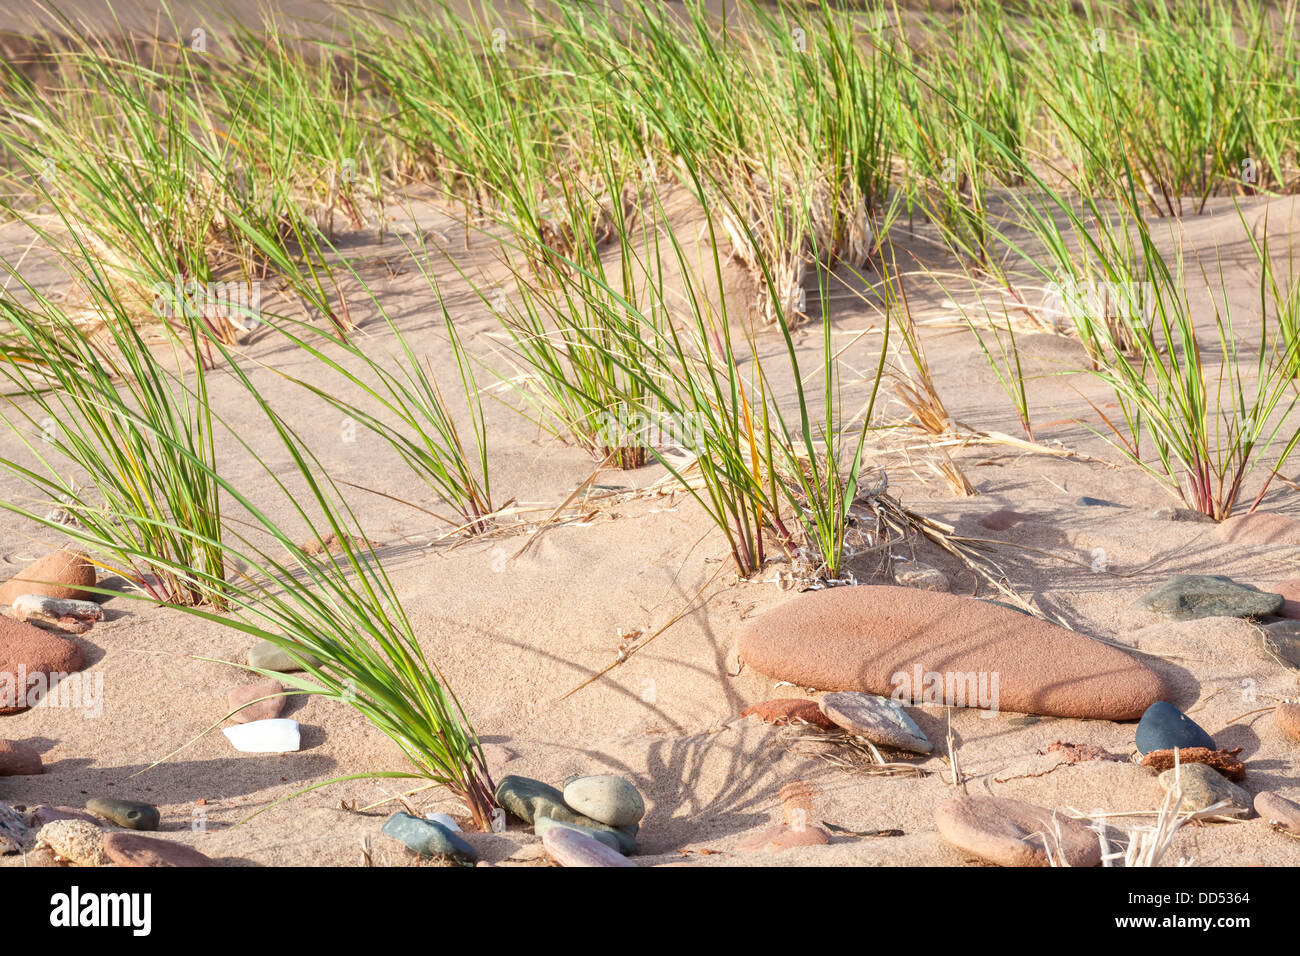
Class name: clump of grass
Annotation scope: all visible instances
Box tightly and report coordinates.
[0,260,226,606]
[259,226,495,535]
[143,348,496,829]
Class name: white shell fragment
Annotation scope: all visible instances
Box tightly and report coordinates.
[221,718,301,753]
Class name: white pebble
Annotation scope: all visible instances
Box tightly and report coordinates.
[222,718,301,753]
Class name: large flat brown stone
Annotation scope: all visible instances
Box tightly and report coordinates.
[736,586,1166,719]
[0,617,86,715]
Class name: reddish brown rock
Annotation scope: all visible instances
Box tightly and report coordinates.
[979,510,1034,531]
[736,587,1167,719]
[1276,702,1300,742]
[1139,747,1246,781]
[25,805,101,828]
[101,832,215,867]
[936,795,1101,867]
[0,616,85,715]
[225,679,287,724]
[1273,579,1300,619]
[735,823,830,852]
[739,698,836,729]
[0,739,42,775]
[1215,513,1300,549]
[0,550,96,606]
[1254,791,1300,832]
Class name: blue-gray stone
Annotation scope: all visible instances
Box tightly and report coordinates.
[1136,575,1284,621]
[381,812,476,863]
[1076,496,1124,508]
[1135,701,1215,756]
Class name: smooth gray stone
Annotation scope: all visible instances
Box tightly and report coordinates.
[1158,764,1251,818]
[562,775,645,827]
[86,797,160,831]
[819,691,932,753]
[1136,575,1283,621]
[248,640,321,673]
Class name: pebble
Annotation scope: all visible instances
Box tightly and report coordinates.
[11,594,103,634]
[936,796,1101,867]
[1158,763,1252,817]
[737,586,1167,720]
[0,738,43,775]
[736,823,830,852]
[225,679,288,724]
[1135,701,1216,756]
[0,550,97,605]
[0,616,86,714]
[222,718,301,753]
[541,824,635,867]
[37,819,107,866]
[1276,702,1300,742]
[1214,512,1300,548]
[818,691,932,753]
[86,797,160,831]
[102,833,215,867]
[1254,791,1300,832]
[1075,496,1124,508]
[562,775,645,827]
[894,563,950,592]
[1136,574,1283,621]
[1150,507,1215,523]
[979,510,1034,531]
[0,802,31,854]
[25,806,101,828]
[495,775,637,851]
[381,812,477,864]
[534,815,624,853]
[739,698,837,729]
[247,640,321,673]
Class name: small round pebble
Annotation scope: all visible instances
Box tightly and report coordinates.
[85,797,160,831]
[1276,702,1300,742]
[1254,791,1300,832]
[542,824,635,867]
[226,679,287,724]
[0,739,43,776]
[562,775,645,827]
